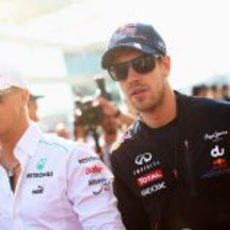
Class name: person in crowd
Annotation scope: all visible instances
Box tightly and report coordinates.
[210,84,223,100]
[54,122,71,139]
[191,84,213,98]
[221,84,230,102]
[28,93,43,122]
[0,61,125,230]
[99,111,121,170]
[97,97,133,170]
[73,95,134,163]
[97,96,134,130]
[101,22,230,230]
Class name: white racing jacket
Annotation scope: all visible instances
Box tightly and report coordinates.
[0,124,125,230]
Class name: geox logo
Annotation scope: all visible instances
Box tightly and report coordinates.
[141,181,166,197]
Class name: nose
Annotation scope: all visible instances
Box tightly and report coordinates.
[126,65,141,82]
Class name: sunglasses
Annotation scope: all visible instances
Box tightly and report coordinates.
[107,54,162,81]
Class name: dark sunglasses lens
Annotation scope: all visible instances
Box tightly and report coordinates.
[132,55,155,74]
[109,64,128,81]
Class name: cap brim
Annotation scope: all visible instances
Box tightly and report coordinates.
[101,43,155,69]
[30,95,44,101]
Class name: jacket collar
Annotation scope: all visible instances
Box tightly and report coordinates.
[14,123,42,167]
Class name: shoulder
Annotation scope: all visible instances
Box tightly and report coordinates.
[177,93,230,129]
[40,133,97,158]
[111,118,144,156]
[178,93,230,115]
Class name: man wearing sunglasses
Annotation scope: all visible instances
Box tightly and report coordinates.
[0,61,125,230]
[101,23,230,230]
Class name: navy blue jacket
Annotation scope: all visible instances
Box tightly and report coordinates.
[111,93,230,230]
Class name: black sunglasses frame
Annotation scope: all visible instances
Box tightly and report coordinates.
[107,54,162,81]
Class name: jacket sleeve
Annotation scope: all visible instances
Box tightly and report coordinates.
[111,153,151,230]
[66,143,125,230]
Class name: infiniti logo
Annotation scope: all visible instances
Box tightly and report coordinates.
[135,152,152,165]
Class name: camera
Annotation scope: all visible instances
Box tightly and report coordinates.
[74,96,103,128]
[74,75,112,129]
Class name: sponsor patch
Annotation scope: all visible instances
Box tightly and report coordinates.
[32,185,44,194]
[201,168,230,179]
[141,181,166,197]
[85,165,103,175]
[27,171,53,178]
[78,156,100,164]
[204,130,228,142]
[135,152,152,165]
[136,169,163,187]
[88,177,111,195]
[133,160,160,175]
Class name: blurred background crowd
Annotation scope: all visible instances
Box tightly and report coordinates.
[191,84,230,101]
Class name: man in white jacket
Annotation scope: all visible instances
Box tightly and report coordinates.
[0,61,125,230]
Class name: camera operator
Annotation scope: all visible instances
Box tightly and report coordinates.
[97,97,134,130]
[97,97,134,170]
[73,76,134,168]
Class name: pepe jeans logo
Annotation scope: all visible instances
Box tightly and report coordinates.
[135,153,152,165]
[204,130,228,142]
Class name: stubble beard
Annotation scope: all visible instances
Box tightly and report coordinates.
[130,85,165,114]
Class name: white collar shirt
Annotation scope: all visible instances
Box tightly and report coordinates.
[99,131,123,170]
[0,123,125,230]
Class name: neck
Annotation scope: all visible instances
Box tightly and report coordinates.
[0,121,29,160]
[104,131,117,146]
[140,88,177,128]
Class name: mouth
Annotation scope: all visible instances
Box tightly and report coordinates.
[129,87,147,98]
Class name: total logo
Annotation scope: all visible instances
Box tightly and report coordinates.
[136,169,163,187]
[135,152,152,165]
[141,181,166,197]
